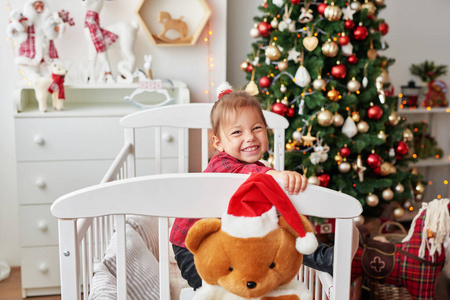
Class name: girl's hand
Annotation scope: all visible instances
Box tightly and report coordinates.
[266,170,307,195]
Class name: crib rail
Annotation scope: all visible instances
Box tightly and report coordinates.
[57,142,133,300]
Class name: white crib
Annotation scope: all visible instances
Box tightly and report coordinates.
[51,103,362,300]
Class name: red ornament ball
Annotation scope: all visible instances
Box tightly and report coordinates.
[318,174,331,187]
[367,105,383,120]
[286,106,295,118]
[367,153,382,169]
[318,3,328,15]
[379,22,389,35]
[354,25,369,40]
[258,21,272,37]
[339,35,350,46]
[259,76,271,88]
[348,54,358,64]
[396,141,409,156]
[271,102,288,116]
[290,0,301,4]
[331,64,347,79]
[246,64,254,73]
[373,167,381,175]
[345,19,355,30]
[340,146,351,158]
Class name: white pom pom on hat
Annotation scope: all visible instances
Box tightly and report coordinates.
[221,173,319,255]
[216,82,233,100]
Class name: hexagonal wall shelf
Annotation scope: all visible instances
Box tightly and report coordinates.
[136,0,211,46]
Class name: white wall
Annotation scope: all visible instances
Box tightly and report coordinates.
[1,0,449,266]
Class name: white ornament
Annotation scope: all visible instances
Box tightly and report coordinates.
[299,7,314,23]
[280,84,287,93]
[273,0,284,7]
[250,27,260,38]
[294,65,311,87]
[362,77,369,88]
[342,117,358,138]
[342,4,356,20]
[278,20,288,31]
[350,1,362,11]
[341,43,353,56]
[287,48,301,61]
[312,77,326,90]
[270,18,279,29]
[347,78,361,92]
[292,130,302,141]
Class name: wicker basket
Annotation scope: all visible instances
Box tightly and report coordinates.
[373,282,413,300]
[374,221,407,243]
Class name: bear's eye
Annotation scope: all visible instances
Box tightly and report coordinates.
[269,262,275,269]
[228,267,233,272]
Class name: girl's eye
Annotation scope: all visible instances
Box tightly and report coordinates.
[231,131,241,135]
[253,126,263,130]
[229,267,233,272]
[269,262,275,269]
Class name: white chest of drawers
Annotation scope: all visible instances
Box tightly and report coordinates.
[13,82,189,297]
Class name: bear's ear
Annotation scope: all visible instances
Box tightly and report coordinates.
[279,214,314,238]
[185,218,221,254]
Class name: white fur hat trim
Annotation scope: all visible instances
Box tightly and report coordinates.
[295,232,319,255]
[221,206,278,238]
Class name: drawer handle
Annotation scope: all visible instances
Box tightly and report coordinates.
[162,133,174,143]
[35,178,46,189]
[37,221,48,232]
[34,135,45,145]
[39,263,49,274]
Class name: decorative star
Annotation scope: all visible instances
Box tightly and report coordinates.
[342,5,356,20]
[301,126,317,145]
[287,48,301,61]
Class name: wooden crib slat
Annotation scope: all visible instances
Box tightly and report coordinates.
[115,215,128,300]
[178,128,185,173]
[124,128,136,178]
[58,219,81,300]
[201,128,209,171]
[155,127,162,174]
[158,217,171,300]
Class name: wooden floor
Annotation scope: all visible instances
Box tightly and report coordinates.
[0,267,61,300]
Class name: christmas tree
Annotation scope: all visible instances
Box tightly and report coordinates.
[242,0,424,222]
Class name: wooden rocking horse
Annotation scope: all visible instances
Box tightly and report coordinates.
[153,11,193,44]
[351,198,450,299]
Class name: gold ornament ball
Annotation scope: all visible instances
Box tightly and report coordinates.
[395,183,405,193]
[350,1,362,11]
[240,61,249,71]
[382,188,394,201]
[393,207,405,219]
[377,130,387,142]
[367,48,378,61]
[265,43,281,61]
[327,88,340,101]
[281,98,289,106]
[357,121,369,133]
[308,175,320,186]
[313,77,326,90]
[352,113,361,122]
[366,193,379,207]
[403,200,412,209]
[414,181,425,195]
[361,1,377,16]
[403,128,414,142]
[270,17,279,29]
[278,60,288,71]
[322,40,339,57]
[347,78,361,92]
[318,110,333,126]
[353,215,365,225]
[333,113,345,127]
[338,161,351,173]
[286,142,293,151]
[411,168,418,175]
[415,193,423,201]
[334,153,343,162]
[376,69,389,84]
[380,162,396,176]
[324,4,343,21]
[388,111,400,126]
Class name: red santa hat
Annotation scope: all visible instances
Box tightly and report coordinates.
[221,173,318,255]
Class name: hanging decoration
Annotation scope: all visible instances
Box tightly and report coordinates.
[327,87,340,101]
[347,77,361,92]
[342,116,358,138]
[312,75,326,90]
[265,42,282,61]
[322,39,339,57]
[367,103,383,120]
[353,24,369,40]
[324,2,343,21]
[361,0,377,16]
[333,112,345,127]
[303,25,319,52]
[278,4,296,32]
[298,1,314,23]
[317,108,333,126]
[271,99,288,116]
[245,70,259,96]
[331,61,347,79]
[278,59,289,71]
[294,58,311,87]
[257,19,272,37]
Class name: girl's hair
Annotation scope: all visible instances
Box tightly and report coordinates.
[210,90,268,136]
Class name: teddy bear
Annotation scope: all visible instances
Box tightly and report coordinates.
[6,9,28,44]
[33,61,67,112]
[186,173,318,300]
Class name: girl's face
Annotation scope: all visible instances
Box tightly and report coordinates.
[213,107,269,164]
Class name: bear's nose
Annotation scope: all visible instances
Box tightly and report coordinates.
[246,281,257,289]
